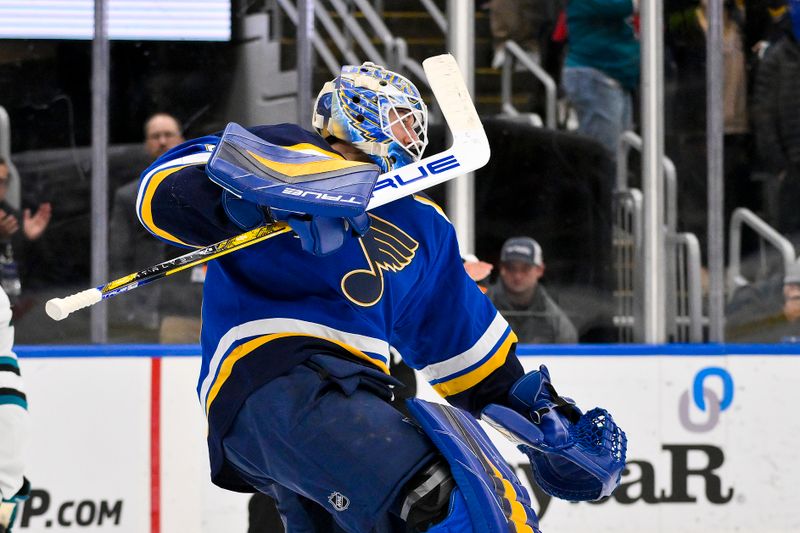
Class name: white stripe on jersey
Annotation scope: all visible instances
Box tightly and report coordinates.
[0,369,22,393]
[199,317,392,406]
[419,311,510,382]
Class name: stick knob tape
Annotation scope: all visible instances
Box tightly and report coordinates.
[46,289,103,321]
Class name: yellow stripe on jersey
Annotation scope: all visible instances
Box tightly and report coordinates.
[139,163,197,247]
[247,149,372,178]
[431,330,518,398]
[412,195,449,221]
[205,333,280,413]
[205,333,390,414]
[284,142,347,159]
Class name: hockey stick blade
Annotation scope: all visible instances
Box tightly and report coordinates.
[46,54,489,321]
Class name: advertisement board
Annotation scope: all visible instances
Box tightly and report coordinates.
[13,344,800,532]
[16,347,249,533]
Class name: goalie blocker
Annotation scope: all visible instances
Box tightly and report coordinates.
[207,122,378,256]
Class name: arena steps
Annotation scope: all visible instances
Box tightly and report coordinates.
[275,3,537,116]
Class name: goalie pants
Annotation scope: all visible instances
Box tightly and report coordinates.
[222,354,438,533]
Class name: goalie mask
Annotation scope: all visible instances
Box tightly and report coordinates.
[312,61,428,173]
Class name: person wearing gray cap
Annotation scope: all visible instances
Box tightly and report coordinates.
[486,236,578,343]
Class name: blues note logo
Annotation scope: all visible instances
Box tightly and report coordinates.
[342,215,418,306]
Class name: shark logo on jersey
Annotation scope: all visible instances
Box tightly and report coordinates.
[341,215,418,307]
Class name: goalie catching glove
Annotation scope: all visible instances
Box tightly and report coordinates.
[482,365,627,502]
[207,122,379,256]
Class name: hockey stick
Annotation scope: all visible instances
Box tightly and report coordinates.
[46,54,489,321]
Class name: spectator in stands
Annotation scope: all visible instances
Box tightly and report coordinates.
[143,113,184,161]
[561,0,640,156]
[726,260,800,342]
[752,0,800,237]
[666,0,753,248]
[750,0,791,59]
[0,158,52,305]
[109,112,203,343]
[486,236,577,343]
[484,0,556,68]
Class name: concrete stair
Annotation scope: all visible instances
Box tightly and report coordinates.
[275,1,541,116]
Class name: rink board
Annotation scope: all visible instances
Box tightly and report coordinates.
[13,344,800,533]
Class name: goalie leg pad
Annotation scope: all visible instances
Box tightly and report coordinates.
[406,399,541,533]
[423,487,472,533]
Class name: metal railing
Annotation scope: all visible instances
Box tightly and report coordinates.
[273,0,428,88]
[499,40,557,129]
[727,207,796,295]
[419,0,447,33]
[349,0,426,82]
[667,232,704,342]
[328,0,388,65]
[275,0,341,76]
[613,130,704,342]
[616,130,677,231]
[613,189,643,342]
[313,1,360,67]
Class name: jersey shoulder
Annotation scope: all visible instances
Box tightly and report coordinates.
[246,123,342,158]
[376,193,450,226]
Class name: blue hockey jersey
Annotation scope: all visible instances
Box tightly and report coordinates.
[137,124,523,490]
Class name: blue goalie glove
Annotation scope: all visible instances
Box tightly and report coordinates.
[481,365,627,502]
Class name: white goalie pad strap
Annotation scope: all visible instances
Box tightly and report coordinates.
[312,114,326,131]
[313,81,336,133]
[352,141,389,157]
[350,72,391,93]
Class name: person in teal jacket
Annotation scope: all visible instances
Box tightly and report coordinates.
[562,0,640,156]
